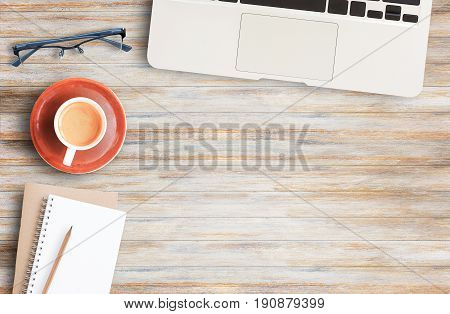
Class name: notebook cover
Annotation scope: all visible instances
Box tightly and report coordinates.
[12,183,118,294]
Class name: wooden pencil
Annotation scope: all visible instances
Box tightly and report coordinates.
[42,226,72,294]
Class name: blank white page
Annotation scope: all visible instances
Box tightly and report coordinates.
[27,195,126,294]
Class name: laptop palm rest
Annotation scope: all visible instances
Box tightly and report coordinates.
[236,14,338,81]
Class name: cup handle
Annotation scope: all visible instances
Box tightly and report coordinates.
[63,147,76,166]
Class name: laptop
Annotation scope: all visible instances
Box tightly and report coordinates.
[148,0,432,97]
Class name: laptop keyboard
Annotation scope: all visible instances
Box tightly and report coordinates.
[215,0,421,23]
[238,0,327,13]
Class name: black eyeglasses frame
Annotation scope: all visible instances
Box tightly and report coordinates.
[11,28,132,67]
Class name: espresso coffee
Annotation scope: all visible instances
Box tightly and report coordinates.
[58,101,103,147]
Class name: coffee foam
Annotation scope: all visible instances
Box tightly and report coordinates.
[59,102,103,147]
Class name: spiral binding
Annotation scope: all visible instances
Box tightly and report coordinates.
[21,197,53,294]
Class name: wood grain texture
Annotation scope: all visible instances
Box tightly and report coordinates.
[0,0,449,294]
[107,267,450,293]
[2,139,449,166]
[1,266,449,294]
[2,191,450,218]
[1,112,449,166]
[0,0,152,12]
[2,240,450,268]
[1,63,449,87]
[1,87,450,113]
[0,165,448,192]
[2,217,450,241]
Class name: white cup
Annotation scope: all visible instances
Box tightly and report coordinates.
[54,97,107,167]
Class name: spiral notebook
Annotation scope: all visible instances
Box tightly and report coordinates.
[13,183,118,293]
[23,194,126,294]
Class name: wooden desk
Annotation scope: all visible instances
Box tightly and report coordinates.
[0,0,449,293]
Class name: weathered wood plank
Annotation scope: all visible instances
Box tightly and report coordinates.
[4,112,450,137]
[73,217,450,241]
[0,64,303,87]
[1,63,449,87]
[1,266,448,293]
[109,266,450,293]
[2,217,450,241]
[1,138,448,167]
[1,86,450,114]
[0,12,152,38]
[2,37,448,65]
[2,111,449,141]
[0,267,13,294]
[2,191,450,219]
[85,240,450,268]
[2,240,450,268]
[0,219,19,241]
[1,111,448,166]
[426,36,450,64]
[0,165,448,193]
[0,0,152,12]
[0,242,15,267]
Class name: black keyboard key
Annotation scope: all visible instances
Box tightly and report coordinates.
[350,1,366,17]
[403,14,419,23]
[385,5,401,21]
[385,13,401,21]
[386,5,401,14]
[328,0,349,15]
[240,0,327,13]
[367,10,383,19]
[383,0,420,6]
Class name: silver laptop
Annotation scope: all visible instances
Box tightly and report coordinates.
[148,0,432,97]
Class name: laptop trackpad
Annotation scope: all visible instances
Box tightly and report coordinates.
[236,14,338,81]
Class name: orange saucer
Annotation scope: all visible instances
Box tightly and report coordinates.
[30,78,127,174]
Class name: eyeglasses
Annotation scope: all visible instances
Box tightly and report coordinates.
[11,28,132,67]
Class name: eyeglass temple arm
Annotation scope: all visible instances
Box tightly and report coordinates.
[14,28,126,51]
[11,48,39,67]
[98,37,132,52]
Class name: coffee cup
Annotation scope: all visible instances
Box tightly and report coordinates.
[54,97,107,167]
